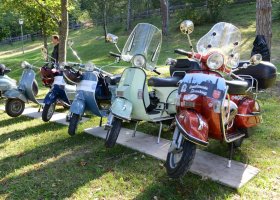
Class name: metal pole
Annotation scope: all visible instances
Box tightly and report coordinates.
[20,24,24,54]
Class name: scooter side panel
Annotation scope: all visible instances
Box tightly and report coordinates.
[175,110,209,146]
[3,89,28,102]
[20,69,40,104]
[0,75,17,93]
[111,98,132,120]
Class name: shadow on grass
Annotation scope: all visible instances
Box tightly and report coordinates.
[0,121,62,144]
[0,133,136,199]
[0,115,33,128]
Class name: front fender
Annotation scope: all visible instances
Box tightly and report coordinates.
[43,91,58,105]
[3,89,27,103]
[175,110,209,146]
[111,98,132,120]
[70,98,85,115]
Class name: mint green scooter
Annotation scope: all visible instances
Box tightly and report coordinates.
[105,23,181,148]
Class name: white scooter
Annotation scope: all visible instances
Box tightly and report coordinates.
[104,23,183,148]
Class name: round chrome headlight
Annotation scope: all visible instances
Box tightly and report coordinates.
[21,61,29,68]
[207,53,224,70]
[85,62,95,71]
[132,55,146,68]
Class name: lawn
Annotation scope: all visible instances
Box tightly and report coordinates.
[0,2,279,199]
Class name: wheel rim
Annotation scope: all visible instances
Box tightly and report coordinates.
[47,104,55,120]
[11,100,23,114]
[169,149,183,169]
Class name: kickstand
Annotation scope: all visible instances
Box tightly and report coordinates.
[227,142,234,168]
[99,117,103,127]
[133,121,139,137]
[38,105,42,112]
[157,122,163,144]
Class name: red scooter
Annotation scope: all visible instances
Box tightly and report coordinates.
[165,20,277,178]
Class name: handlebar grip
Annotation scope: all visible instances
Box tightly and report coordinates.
[174,49,191,57]
[109,52,121,58]
[153,69,161,75]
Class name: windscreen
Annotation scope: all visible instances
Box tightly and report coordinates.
[197,22,242,68]
[121,23,162,70]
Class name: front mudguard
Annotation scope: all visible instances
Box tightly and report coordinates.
[175,110,209,147]
[3,89,27,103]
[111,98,132,120]
[43,91,58,105]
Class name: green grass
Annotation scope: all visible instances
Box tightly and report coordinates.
[0,2,280,199]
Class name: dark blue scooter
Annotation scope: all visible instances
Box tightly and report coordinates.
[64,62,120,135]
[41,65,76,122]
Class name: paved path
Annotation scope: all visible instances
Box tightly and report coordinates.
[85,126,260,189]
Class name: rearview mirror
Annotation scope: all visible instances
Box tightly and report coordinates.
[250,54,262,65]
[106,33,119,44]
[41,47,48,61]
[180,20,194,35]
[67,40,74,47]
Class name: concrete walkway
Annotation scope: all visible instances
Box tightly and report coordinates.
[85,126,260,189]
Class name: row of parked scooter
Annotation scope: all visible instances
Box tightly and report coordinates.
[0,20,277,178]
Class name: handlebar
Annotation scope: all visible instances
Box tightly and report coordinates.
[109,52,121,58]
[174,49,192,57]
[153,69,161,75]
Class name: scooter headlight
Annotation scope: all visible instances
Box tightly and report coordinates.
[21,61,30,68]
[207,52,224,70]
[132,55,146,68]
[85,62,95,71]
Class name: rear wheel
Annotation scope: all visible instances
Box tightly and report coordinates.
[68,113,80,136]
[105,117,122,148]
[42,103,56,122]
[165,137,196,179]
[5,99,25,117]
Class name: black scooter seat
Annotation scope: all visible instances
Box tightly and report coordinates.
[148,76,181,87]
[105,74,121,85]
[226,79,249,95]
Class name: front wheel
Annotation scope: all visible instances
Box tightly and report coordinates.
[68,113,80,136]
[105,117,122,148]
[165,137,196,179]
[5,99,25,117]
[42,103,56,122]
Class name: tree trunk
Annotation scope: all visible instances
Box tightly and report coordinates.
[126,0,132,31]
[103,1,108,42]
[256,0,272,52]
[41,0,48,61]
[160,0,169,36]
[58,0,69,63]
